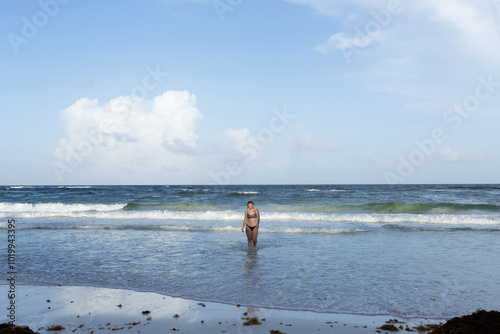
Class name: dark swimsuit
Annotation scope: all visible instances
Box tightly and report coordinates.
[246,211,258,231]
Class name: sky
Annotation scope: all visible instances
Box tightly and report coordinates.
[1,0,500,185]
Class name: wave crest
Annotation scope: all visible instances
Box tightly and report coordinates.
[0,202,126,215]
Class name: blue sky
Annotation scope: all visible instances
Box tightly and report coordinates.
[1,0,499,185]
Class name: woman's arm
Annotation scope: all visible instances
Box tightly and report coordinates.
[257,209,260,227]
[242,211,248,232]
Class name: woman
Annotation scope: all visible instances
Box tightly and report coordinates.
[242,201,260,248]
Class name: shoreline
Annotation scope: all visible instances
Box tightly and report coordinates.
[1,284,446,334]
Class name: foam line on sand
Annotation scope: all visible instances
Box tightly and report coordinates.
[1,284,444,333]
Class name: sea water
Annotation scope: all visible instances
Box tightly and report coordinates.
[1,184,499,318]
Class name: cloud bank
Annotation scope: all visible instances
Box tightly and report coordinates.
[52,91,202,183]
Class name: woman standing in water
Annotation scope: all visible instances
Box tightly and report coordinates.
[242,201,260,248]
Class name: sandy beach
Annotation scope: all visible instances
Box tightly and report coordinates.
[2,284,445,334]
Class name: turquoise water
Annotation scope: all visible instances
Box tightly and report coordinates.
[1,184,500,317]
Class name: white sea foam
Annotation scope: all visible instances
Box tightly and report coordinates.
[2,202,500,227]
[0,202,126,216]
[5,220,369,234]
[264,227,366,234]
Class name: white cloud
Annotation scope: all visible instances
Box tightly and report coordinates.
[437,145,462,162]
[292,126,336,155]
[224,128,259,160]
[53,90,203,182]
[414,0,500,63]
[310,0,500,118]
[282,0,389,17]
[314,31,383,54]
[436,145,492,163]
[225,125,336,159]
[308,0,500,63]
[294,0,500,65]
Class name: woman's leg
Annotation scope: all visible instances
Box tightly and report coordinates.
[245,226,253,248]
[251,228,258,247]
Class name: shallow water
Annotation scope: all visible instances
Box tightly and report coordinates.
[2,184,500,317]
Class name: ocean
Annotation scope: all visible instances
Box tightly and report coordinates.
[1,184,499,318]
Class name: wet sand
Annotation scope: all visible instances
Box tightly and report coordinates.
[1,284,445,334]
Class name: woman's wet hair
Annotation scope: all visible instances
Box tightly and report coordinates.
[247,201,254,206]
